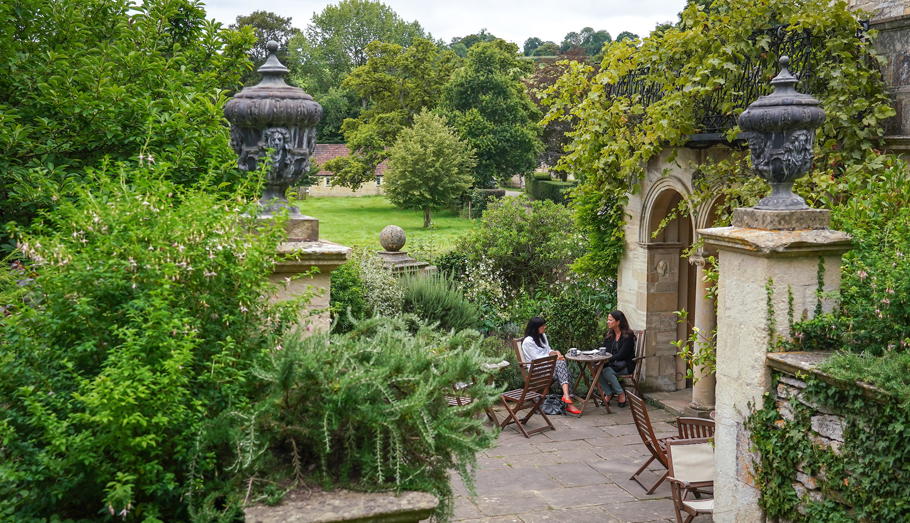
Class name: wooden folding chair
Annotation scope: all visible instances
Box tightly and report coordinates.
[677,417,715,439]
[627,390,677,493]
[510,337,529,381]
[500,354,557,438]
[618,330,646,395]
[666,438,715,523]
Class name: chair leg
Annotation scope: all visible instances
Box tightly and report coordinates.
[502,400,531,438]
[630,455,670,493]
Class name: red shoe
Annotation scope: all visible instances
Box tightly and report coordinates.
[561,397,574,404]
[566,405,582,415]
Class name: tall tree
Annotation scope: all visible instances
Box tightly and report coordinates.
[438,40,541,188]
[523,37,543,56]
[532,42,560,56]
[384,111,475,227]
[230,10,300,85]
[580,27,611,55]
[286,0,431,143]
[0,0,254,247]
[615,31,639,43]
[323,38,459,189]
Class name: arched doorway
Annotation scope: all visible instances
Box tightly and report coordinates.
[640,183,697,392]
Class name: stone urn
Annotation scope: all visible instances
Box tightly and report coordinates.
[224,41,323,214]
[737,56,826,211]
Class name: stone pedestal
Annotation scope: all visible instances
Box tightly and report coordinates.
[376,250,430,276]
[685,252,716,418]
[266,213,350,332]
[699,209,850,523]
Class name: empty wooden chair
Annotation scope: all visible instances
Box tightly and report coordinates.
[627,390,676,493]
[500,354,557,438]
[666,437,715,523]
[677,417,715,439]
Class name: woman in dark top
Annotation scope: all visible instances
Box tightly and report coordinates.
[596,310,636,408]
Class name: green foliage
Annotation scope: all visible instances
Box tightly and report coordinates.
[350,247,404,317]
[436,251,469,281]
[541,0,893,279]
[323,39,459,191]
[672,257,719,381]
[542,291,601,352]
[400,273,479,332]
[559,27,611,55]
[0,166,304,521]
[230,10,301,85]
[329,261,368,334]
[438,40,542,188]
[746,374,910,522]
[246,317,499,521]
[467,189,506,219]
[458,196,579,294]
[477,336,526,391]
[525,176,577,204]
[0,0,255,247]
[384,111,476,227]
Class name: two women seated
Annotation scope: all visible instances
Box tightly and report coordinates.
[522,311,636,411]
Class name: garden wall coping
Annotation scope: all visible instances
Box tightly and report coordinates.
[766,351,889,403]
[244,489,438,523]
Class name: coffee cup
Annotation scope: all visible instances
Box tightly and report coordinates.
[568,348,578,356]
[598,347,607,356]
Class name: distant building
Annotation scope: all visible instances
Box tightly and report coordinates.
[303,144,388,197]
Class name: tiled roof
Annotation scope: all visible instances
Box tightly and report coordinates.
[312,144,388,177]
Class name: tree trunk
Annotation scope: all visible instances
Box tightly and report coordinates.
[423,206,431,228]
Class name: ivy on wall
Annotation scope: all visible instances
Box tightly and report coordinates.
[541,0,894,277]
[746,373,910,522]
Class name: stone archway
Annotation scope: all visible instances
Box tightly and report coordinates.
[636,178,697,392]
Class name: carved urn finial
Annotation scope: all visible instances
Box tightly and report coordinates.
[737,56,826,210]
[224,40,323,214]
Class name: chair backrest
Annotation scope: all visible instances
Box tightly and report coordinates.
[627,391,665,463]
[517,354,557,403]
[631,329,646,380]
[511,337,529,380]
[666,437,714,484]
[677,417,716,439]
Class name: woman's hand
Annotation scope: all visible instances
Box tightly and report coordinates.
[550,350,564,361]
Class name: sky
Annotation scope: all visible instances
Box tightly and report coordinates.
[202,0,689,47]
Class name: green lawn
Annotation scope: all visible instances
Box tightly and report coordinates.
[294,195,475,249]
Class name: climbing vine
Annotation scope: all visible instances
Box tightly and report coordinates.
[746,373,910,522]
[541,0,894,277]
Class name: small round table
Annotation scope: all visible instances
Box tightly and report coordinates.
[565,353,612,416]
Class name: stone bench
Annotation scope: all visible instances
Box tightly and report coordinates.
[244,489,438,523]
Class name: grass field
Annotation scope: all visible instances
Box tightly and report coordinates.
[294,195,475,249]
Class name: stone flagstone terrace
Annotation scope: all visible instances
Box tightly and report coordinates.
[450,399,714,522]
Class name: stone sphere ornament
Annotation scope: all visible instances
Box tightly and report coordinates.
[379,225,406,252]
[224,40,323,214]
[737,56,826,211]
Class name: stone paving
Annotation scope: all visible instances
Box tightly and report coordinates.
[450,400,714,523]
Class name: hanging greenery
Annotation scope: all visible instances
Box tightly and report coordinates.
[540,0,894,277]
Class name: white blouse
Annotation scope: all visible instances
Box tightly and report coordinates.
[521,334,553,361]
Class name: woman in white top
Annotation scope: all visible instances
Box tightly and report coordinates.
[522,316,581,415]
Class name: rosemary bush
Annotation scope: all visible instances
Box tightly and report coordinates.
[245,316,499,521]
[400,272,479,332]
[0,165,303,521]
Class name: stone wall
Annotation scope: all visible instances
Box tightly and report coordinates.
[617,146,734,392]
[300,176,384,198]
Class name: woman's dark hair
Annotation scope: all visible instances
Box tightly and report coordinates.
[609,310,636,340]
[524,316,547,347]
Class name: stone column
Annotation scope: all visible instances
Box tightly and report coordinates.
[699,209,850,523]
[685,252,716,418]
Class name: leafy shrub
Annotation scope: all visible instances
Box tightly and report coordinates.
[458,195,580,294]
[0,166,303,521]
[526,175,577,204]
[478,336,526,392]
[436,251,468,281]
[468,188,506,218]
[0,0,255,248]
[400,273,479,332]
[350,246,403,318]
[543,290,602,352]
[245,316,499,521]
[329,261,367,334]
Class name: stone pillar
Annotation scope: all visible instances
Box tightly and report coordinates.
[644,243,685,392]
[699,209,850,523]
[685,252,716,417]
